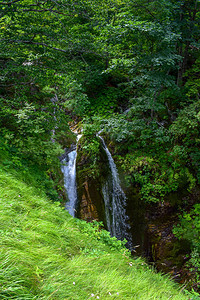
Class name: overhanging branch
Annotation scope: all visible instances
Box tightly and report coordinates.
[0,38,105,58]
[0,0,21,5]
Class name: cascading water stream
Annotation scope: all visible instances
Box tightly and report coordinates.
[98,135,130,242]
[61,131,130,244]
[61,134,81,217]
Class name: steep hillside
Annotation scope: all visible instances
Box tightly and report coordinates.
[0,164,191,300]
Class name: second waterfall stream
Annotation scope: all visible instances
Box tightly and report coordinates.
[61,134,82,217]
[61,132,130,243]
[98,135,129,241]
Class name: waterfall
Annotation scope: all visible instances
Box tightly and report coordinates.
[99,136,129,241]
[61,134,81,217]
[61,131,130,244]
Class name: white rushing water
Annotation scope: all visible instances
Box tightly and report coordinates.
[62,132,129,243]
[61,134,81,217]
[99,135,129,241]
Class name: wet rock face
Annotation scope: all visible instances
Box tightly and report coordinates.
[76,139,108,225]
[78,180,99,222]
[124,184,194,284]
[148,215,184,271]
[145,202,191,284]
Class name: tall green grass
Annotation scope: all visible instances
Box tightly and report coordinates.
[0,168,192,299]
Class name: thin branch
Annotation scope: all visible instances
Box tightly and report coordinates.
[130,3,159,22]
[0,39,105,58]
[0,81,33,87]
[80,54,89,66]
[0,0,21,5]
[29,0,48,6]
[18,40,69,52]
[22,8,71,16]
[0,38,67,52]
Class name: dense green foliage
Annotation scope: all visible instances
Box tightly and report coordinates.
[1,0,199,193]
[0,0,200,295]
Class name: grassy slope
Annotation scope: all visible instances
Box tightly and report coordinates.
[0,166,190,300]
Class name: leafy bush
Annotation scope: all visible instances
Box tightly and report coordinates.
[76,220,128,253]
[88,86,121,117]
[173,204,200,291]
[76,123,103,178]
[63,80,90,116]
[170,100,200,185]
